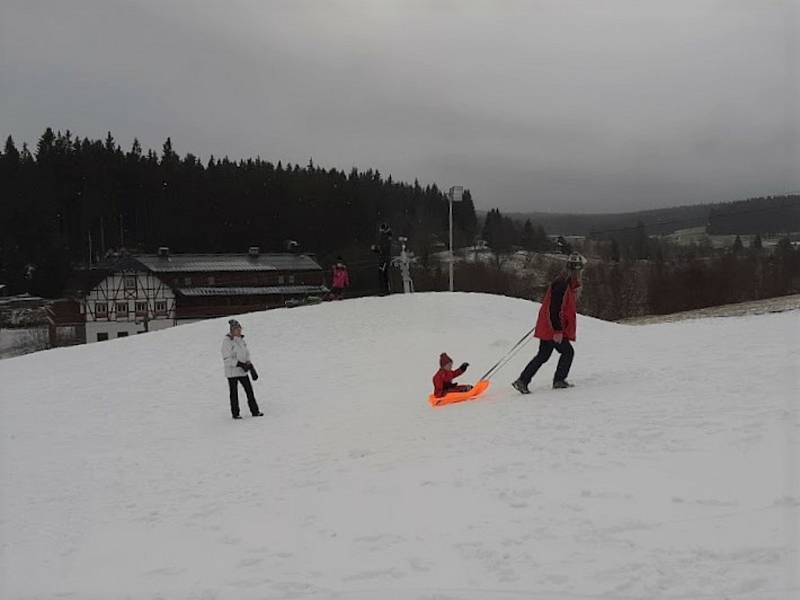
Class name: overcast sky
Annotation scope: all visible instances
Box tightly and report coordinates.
[1,0,797,212]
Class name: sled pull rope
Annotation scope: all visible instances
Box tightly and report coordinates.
[480,326,535,381]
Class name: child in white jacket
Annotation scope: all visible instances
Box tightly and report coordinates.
[221,319,263,419]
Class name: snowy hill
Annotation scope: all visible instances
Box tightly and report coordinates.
[1,293,798,599]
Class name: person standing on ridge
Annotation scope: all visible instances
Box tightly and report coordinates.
[221,319,264,419]
[512,254,585,394]
[371,223,393,295]
[330,256,350,300]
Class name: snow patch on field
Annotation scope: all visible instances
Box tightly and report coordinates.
[1,293,798,599]
[619,294,800,325]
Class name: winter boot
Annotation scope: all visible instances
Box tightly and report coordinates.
[512,379,531,395]
[252,412,264,417]
[553,380,573,389]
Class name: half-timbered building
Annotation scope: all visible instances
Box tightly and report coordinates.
[61,255,177,343]
[57,248,326,343]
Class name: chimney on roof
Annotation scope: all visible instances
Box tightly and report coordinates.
[248,246,260,258]
[158,246,169,258]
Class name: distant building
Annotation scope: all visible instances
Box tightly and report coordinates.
[59,254,176,343]
[0,293,52,359]
[135,246,326,322]
[53,248,327,343]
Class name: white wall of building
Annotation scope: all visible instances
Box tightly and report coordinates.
[86,320,146,342]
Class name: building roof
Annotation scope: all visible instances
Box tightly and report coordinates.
[62,255,149,297]
[134,253,322,273]
[0,293,48,308]
[176,285,327,297]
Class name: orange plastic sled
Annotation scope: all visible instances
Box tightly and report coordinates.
[428,379,491,407]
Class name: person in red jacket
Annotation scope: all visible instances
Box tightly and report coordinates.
[330,257,350,300]
[512,254,584,394]
[433,352,472,398]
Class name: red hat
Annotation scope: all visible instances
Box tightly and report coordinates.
[439,352,453,368]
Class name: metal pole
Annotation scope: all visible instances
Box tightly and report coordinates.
[449,190,454,291]
[448,186,463,292]
[401,238,411,294]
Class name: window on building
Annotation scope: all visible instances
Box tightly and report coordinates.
[116,302,129,317]
[124,275,137,290]
[95,302,108,318]
[288,274,295,284]
[117,331,129,338]
[154,301,167,314]
[184,277,192,286]
[207,276,215,285]
[135,301,148,314]
[278,275,285,285]
[97,332,109,342]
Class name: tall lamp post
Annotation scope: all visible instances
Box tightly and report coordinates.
[448,186,463,292]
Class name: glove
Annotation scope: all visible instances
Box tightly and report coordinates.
[459,362,469,371]
[236,361,248,370]
[249,364,259,381]
[553,333,563,344]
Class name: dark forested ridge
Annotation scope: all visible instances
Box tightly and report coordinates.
[706,196,800,235]
[509,195,800,237]
[0,128,478,297]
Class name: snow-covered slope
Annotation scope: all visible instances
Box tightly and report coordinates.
[1,293,798,599]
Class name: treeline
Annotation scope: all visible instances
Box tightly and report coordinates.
[415,242,800,321]
[586,240,800,319]
[481,208,551,252]
[707,195,800,235]
[0,128,478,297]
[511,195,800,237]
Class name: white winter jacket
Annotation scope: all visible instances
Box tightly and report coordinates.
[221,334,252,378]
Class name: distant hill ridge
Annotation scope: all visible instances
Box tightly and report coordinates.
[506,194,800,236]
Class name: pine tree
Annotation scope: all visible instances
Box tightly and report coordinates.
[104,131,117,153]
[521,219,535,250]
[35,127,56,161]
[3,136,20,164]
[161,137,178,164]
[634,221,649,260]
[610,238,621,263]
[732,235,743,255]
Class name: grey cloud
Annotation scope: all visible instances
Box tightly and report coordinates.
[1,0,797,212]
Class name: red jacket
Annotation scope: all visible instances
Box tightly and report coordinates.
[432,366,466,397]
[534,275,581,341]
[331,264,349,288]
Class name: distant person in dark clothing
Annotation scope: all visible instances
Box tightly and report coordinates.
[371,223,393,295]
[221,319,263,419]
[512,254,585,394]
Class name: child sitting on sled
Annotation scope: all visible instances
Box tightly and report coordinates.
[433,352,472,398]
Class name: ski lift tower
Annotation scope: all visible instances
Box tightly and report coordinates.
[396,236,414,294]
[448,186,463,292]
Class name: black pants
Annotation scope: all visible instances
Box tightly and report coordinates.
[378,263,391,295]
[228,376,260,417]
[519,339,574,385]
